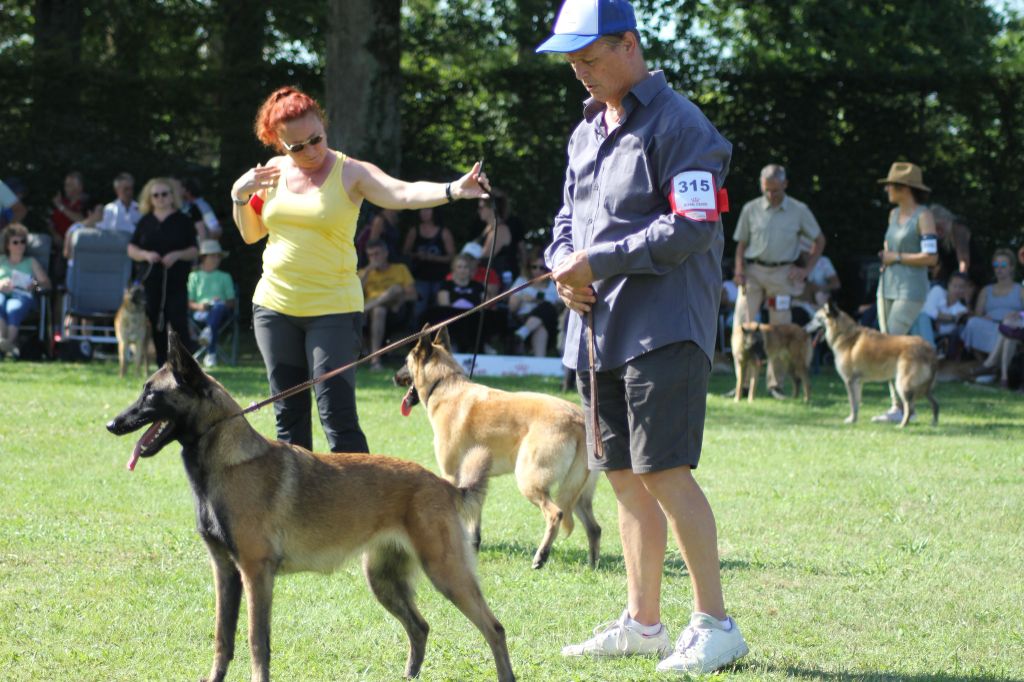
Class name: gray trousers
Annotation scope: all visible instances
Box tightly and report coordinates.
[253,304,369,453]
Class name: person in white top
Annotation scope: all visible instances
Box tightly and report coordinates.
[100,172,141,234]
[922,273,970,338]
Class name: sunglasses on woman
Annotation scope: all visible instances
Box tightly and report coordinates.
[9,238,26,245]
[281,134,324,153]
[152,191,170,198]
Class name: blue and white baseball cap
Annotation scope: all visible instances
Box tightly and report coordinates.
[535,0,637,54]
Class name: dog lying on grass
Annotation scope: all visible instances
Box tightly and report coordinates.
[106,331,515,682]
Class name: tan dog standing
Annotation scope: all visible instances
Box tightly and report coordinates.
[807,301,938,427]
[734,322,812,402]
[114,283,150,378]
[106,332,515,682]
[396,328,601,570]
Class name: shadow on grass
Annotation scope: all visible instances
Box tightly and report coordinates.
[477,540,750,576]
[761,665,1023,682]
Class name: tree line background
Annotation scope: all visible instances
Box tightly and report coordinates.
[2,0,1023,313]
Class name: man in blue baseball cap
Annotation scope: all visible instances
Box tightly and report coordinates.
[539,0,749,675]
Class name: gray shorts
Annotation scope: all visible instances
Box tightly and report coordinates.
[577,341,710,473]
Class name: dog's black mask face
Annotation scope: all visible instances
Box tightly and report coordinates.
[106,331,208,470]
[741,327,767,360]
[128,284,146,307]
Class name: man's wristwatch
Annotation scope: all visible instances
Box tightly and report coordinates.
[895,252,902,264]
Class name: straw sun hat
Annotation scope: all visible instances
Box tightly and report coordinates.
[877,162,930,192]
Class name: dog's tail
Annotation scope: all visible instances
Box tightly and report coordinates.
[454,446,491,525]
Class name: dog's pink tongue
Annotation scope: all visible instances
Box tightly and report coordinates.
[400,386,415,417]
[127,445,141,471]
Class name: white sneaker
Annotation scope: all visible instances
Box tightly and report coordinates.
[656,613,748,675]
[870,408,917,423]
[203,352,217,368]
[561,610,671,658]
[199,327,213,347]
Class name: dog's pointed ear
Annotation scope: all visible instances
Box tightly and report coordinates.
[414,325,433,358]
[825,299,839,317]
[433,326,452,351]
[167,330,207,392]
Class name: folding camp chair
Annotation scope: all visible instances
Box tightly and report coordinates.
[57,229,133,357]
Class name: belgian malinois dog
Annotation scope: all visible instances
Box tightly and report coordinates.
[114,282,150,378]
[395,327,601,570]
[106,332,515,682]
[807,301,939,427]
[736,322,813,403]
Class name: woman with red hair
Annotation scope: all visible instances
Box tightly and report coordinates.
[230,86,490,453]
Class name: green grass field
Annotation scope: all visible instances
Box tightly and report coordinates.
[1,357,1022,681]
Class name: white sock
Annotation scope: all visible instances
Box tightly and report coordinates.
[719,616,733,631]
[625,614,662,636]
[515,325,531,340]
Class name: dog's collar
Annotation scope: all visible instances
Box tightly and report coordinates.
[421,375,452,409]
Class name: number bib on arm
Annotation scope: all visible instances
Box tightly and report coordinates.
[669,171,724,222]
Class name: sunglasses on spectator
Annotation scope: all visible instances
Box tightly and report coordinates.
[152,191,170,198]
[9,238,26,245]
[530,263,546,270]
[992,261,1011,269]
[281,134,324,153]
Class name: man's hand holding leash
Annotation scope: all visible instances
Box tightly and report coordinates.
[552,250,597,314]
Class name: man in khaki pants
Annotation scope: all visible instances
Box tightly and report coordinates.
[731,164,826,398]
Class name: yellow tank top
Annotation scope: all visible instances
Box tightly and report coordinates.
[252,151,364,316]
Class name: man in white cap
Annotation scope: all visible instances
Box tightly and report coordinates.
[538,0,748,675]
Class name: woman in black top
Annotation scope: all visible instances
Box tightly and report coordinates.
[403,206,454,324]
[128,177,198,365]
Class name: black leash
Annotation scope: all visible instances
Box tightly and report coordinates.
[238,272,553,417]
[469,164,498,380]
[584,308,603,460]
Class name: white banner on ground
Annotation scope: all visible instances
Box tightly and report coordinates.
[451,353,565,378]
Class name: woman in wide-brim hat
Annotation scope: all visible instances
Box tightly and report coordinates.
[871,161,939,423]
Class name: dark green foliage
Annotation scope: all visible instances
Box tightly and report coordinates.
[2,0,1022,310]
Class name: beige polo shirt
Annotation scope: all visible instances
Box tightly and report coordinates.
[733,195,822,263]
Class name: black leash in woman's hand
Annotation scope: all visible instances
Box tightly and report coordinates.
[469,160,497,380]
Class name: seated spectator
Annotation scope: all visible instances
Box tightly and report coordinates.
[402,206,454,325]
[182,178,221,240]
[475,189,519,288]
[63,201,106,280]
[99,172,141,235]
[974,312,1024,388]
[962,248,1024,360]
[508,253,561,357]
[0,224,51,359]
[457,241,501,298]
[423,252,503,353]
[930,204,987,286]
[188,240,236,368]
[355,208,401,267]
[360,239,416,369]
[921,272,970,357]
[0,178,28,229]
[793,251,841,325]
[49,171,89,247]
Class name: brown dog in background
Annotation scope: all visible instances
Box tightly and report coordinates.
[115,283,149,378]
[734,322,812,403]
[807,300,939,427]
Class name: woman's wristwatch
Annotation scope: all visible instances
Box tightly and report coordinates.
[231,193,250,206]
